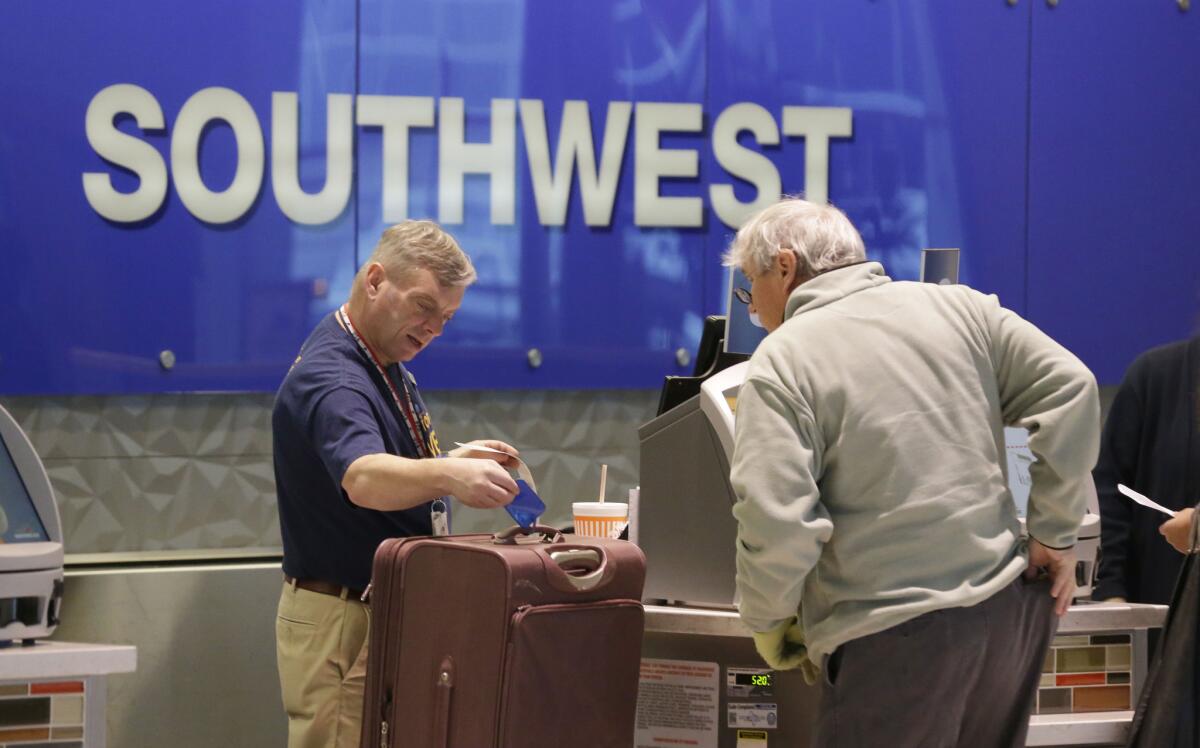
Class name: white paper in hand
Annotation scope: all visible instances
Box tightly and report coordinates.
[1117,483,1177,518]
[453,441,537,491]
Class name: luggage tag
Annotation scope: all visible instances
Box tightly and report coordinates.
[507,480,546,530]
[454,442,546,529]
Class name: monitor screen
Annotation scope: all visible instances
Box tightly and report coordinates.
[0,438,49,543]
[724,267,768,355]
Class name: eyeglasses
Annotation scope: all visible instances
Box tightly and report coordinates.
[734,287,752,305]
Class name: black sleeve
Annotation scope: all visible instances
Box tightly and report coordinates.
[1092,365,1146,601]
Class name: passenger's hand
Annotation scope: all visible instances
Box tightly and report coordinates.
[444,458,519,509]
[1160,507,1196,554]
[752,617,820,686]
[1025,538,1077,616]
[449,439,520,469]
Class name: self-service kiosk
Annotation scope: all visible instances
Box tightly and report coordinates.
[0,404,64,645]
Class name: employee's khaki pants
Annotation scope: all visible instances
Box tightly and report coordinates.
[276,581,370,748]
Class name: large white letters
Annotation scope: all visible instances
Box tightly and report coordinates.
[356,95,435,223]
[781,106,853,205]
[83,87,854,229]
[171,87,265,224]
[710,103,782,229]
[634,102,703,228]
[82,84,169,222]
[520,100,631,227]
[438,98,515,225]
[271,92,353,225]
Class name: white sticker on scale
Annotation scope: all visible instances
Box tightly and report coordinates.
[728,703,778,730]
[635,658,720,748]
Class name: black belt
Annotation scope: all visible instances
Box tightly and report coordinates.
[284,575,365,602]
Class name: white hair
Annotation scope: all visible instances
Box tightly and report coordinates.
[722,197,866,277]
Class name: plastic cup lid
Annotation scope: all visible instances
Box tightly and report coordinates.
[572,502,627,517]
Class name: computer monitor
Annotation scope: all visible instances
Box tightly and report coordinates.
[724,267,768,355]
[0,440,50,543]
[655,316,750,416]
[920,248,960,285]
[0,404,64,644]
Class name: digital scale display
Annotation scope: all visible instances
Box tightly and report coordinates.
[726,667,774,698]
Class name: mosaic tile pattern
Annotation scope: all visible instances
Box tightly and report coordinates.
[0,390,657,552]
[0,680,84,747]
[1037,633,1132,714]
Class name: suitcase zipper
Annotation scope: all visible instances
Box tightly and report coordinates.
[365,539,404,747]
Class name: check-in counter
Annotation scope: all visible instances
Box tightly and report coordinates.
[639,602,1167,748]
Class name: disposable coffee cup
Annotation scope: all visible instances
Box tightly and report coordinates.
[572,502,627,539]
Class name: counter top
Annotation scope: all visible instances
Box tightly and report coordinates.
[0,640,137,681]
[1026,710,1133,746]
[644,601,1168,638]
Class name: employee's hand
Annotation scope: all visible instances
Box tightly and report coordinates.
[1102,597,1128,604]
[1160,507,1196,554]
[1025,538,1077,616]
[444,458,519,509]
[449,439,521,469]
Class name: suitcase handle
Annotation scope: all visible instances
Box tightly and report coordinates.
[547,548,608,592]
[492,524,564,545]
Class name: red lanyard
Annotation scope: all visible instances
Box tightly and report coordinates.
[338,305,434,458]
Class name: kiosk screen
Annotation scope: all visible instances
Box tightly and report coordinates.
[0,440,49,543]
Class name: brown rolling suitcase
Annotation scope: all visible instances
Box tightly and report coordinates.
[360,525,646,748]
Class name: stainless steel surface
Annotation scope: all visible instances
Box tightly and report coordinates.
[52,561,285,748]
[645,602,1169,639]
[638,397,739,606]
[1055,602,1169,633]
[1027,711,1133,747]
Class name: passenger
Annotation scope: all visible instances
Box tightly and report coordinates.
[1093,337,1200,602]
[272,220,520,748]
[725,198,1100,747]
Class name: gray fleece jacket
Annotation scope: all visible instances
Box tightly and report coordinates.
[730,262,1099,662]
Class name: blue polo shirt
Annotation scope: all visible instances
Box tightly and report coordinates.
[273,312,439,591]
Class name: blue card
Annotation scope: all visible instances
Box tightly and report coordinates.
[506,479,546,529]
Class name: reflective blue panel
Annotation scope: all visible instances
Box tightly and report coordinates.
[0,1,356,394]
[0,1,1045,394]
[1028,2,1200,384]
[704,0,1030,317]
[356,0,710,388]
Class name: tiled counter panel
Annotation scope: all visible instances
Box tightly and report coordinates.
[1037,633,1137,715]
[0,642,136,748]
[0,679,85,746]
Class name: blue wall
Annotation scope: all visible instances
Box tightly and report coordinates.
[0,1,1195,394]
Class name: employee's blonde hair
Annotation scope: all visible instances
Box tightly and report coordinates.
[360,220,476,288]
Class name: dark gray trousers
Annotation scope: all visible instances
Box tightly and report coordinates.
[814,577,1056,748]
